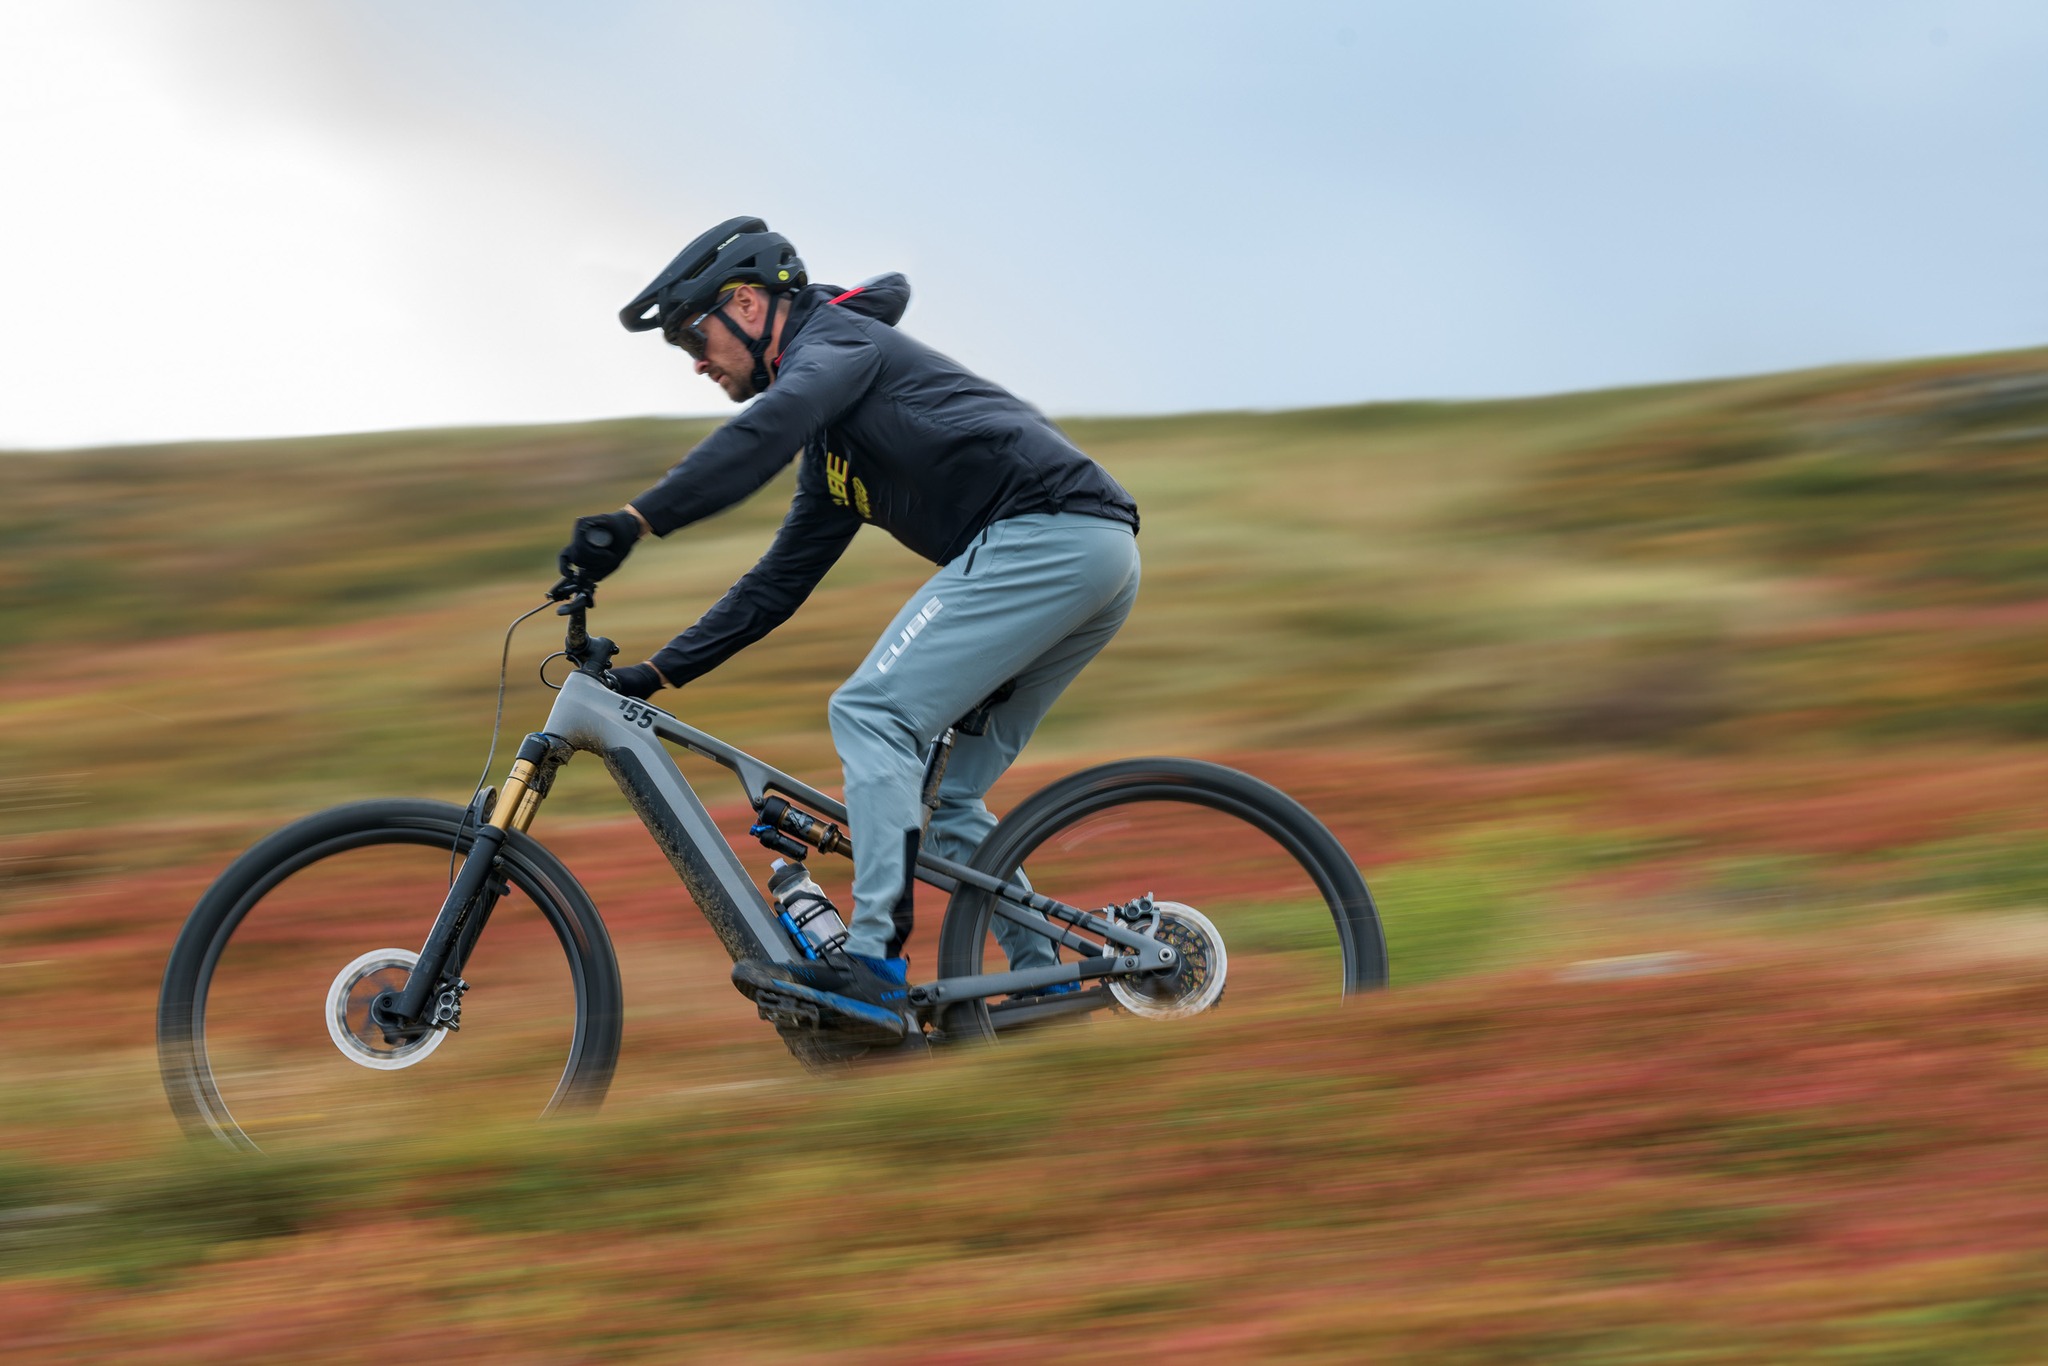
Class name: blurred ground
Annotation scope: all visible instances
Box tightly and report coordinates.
[8,346,2048,1360]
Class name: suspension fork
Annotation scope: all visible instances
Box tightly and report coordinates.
[382,731,574,1027]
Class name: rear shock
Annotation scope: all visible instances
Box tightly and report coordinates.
[751,795,854,861]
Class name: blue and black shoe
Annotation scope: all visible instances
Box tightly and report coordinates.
[732,951,911,1045]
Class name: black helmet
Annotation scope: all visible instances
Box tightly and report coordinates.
[618,216,807,334]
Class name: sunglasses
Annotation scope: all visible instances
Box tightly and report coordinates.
[667,307,716,361]
[667,284,756,361]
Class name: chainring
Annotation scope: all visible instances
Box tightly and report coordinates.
[1110,901,1228,1019]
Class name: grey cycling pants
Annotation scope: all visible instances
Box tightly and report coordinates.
[829,512,1141,966]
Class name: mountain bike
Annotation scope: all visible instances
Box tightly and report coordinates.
[159,579,1387,1151]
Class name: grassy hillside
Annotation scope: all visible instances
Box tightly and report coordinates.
[10,345,2048,1360]
[9,344,2048,840]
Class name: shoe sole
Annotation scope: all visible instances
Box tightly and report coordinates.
[733,965,908,1045]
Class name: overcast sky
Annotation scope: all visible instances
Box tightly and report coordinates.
[2,0,2044,449]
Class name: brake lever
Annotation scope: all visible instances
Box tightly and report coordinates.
[550,573,597,614]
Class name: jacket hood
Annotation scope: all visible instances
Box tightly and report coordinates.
[821,273,910,327]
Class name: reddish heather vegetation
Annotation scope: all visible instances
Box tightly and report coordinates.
[7,941,2048,1359]
[8,742,2048,1358]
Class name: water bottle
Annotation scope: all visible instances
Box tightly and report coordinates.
[769,858,847,957]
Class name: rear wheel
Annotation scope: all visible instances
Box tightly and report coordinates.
[934,758,1386,1043]
[158,799,622,1151]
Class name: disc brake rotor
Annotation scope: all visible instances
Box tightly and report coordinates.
[325,949,447,1071]
[1110,901,1228,1019]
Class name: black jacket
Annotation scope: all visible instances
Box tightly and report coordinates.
[631,275,1139,687]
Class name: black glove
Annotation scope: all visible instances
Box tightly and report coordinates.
[606,663,666,699]
[558,510,642,582]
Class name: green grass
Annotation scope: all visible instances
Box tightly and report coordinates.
[1376,858,1514,985]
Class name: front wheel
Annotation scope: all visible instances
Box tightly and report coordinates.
[934,758,1387,1043]
[158,799,623,1151]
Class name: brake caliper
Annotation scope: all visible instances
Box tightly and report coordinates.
[428,977,469,1032]
[1109,892,1158,928]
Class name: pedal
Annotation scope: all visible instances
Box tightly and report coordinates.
[755,990,821,1031]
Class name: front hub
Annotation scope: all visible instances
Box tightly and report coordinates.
[326,949,449,1070]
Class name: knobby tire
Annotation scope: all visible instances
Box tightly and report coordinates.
[932,757,1386,1043]
[158,798,622,1151]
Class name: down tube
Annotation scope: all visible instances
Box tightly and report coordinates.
[542,671,793,966]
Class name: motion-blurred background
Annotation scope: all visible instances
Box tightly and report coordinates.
[8,3,2048,1360]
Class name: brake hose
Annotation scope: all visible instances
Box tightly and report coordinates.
[449,596,557,883]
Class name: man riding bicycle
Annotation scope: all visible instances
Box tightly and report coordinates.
[559,216,1140,1046]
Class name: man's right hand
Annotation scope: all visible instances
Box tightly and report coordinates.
[558,509,644,581]
[606,663,667,699]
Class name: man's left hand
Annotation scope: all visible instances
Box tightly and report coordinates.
[606,663,667,699]
[558,510,643,581]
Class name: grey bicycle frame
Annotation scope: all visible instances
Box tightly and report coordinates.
[536,670,1174,1004]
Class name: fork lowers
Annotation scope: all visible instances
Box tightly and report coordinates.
[386,732,576,1028]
